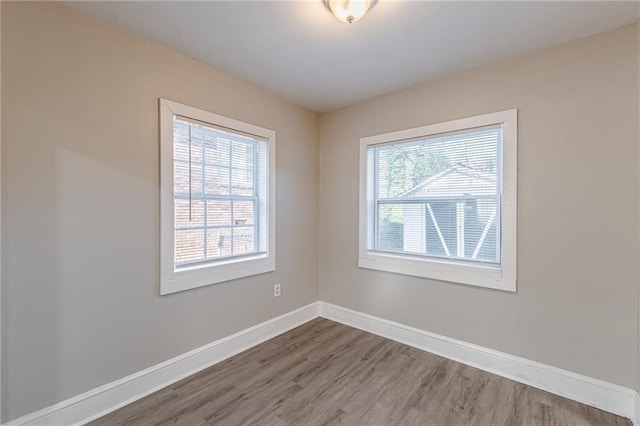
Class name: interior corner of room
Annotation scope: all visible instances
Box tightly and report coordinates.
[1,1,640,425]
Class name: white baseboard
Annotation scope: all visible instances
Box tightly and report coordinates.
[318,301,637,422]
[5,302,320,426]
[5,300,637,425]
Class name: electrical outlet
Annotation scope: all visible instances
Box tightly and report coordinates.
[273,283,281,298]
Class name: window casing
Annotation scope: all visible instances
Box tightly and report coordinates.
[160,99,275,295]
[359,110,517,292]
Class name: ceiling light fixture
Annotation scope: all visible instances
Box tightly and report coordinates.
[326,0,373,24]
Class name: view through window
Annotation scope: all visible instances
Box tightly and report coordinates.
[368,126,501,264]
[173,117,268,268]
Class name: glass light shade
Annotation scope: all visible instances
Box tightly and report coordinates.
[328,0,372,24]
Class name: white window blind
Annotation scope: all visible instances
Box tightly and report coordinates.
[173,116,268,269]
[366,125,502,265]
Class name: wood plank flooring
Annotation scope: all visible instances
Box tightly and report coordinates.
[91,318,631,425]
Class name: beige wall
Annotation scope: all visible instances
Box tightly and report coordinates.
[320,24,639,389]
[1,2,319,421]
[3,1,640,422]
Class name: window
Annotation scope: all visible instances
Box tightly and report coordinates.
[359,110,517,291]
[160,99,275,295]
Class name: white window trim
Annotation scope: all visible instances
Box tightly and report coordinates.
[159,99,276,295]
[358,109,517,292]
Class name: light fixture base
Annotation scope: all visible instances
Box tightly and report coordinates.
[324,0,376,24]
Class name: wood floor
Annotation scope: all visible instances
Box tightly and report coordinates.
[91,318,631,426]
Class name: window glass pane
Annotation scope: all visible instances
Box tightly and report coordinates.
[204,166,230,195]
[232,142,253,169]
[174,161,190,193]
[205,137,230,167]
[172,114,266,268]
[206,200,232,226]
[174,139,189,162]
[188,128,204,163]
[376,144,451,198]
[465,197,498,262]
[371,126,500,264]
[231,168,254,196]
[233,227,255,256]
[175,229,205,263]
[377,204,406,253]
[188,163,204,195]
[173,119,190,161]
[174,161,204,195]
[206,228,232,259]
[231,142,255,196]
[175,199,204,228]
[233,200,254,226]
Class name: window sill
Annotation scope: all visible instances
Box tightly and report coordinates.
[161,255,275,295]
[358,251,515,292]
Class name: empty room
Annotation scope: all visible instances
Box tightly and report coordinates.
[2,0,640,425]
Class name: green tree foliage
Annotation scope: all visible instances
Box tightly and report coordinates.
[379,146,450,227]
[384,146,450,197]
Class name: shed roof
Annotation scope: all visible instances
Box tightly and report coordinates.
[400,165,497,198]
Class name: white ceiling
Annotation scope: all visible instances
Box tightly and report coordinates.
[65,1,639,113]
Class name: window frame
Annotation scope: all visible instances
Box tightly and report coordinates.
[358,110,517,292]
[159,99,276,295]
